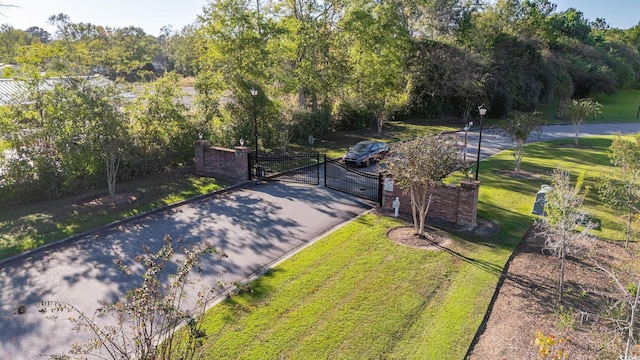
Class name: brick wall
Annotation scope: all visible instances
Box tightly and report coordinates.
[194,140,249,183]
[381,175,479,229]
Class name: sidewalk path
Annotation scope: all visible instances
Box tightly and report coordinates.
[0,182,372,359]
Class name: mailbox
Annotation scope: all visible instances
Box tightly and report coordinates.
[532,185,554,215]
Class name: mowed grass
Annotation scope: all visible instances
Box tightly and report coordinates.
[594,89,640,122]
[467,136,629,241]
[0,172,226,260]
[199,214,504,360]
[195,135,630,359]
[537,89,640,124]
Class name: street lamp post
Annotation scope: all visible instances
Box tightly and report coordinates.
[475,103,488,181]
[250,88,258,156]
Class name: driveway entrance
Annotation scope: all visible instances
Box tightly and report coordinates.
[324,156,383,205]
[0,181,372,359]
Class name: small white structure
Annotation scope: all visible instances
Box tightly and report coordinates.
[392,196,400,217]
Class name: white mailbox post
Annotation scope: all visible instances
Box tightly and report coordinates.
[392,196,400,217]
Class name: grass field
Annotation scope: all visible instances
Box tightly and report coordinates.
[191,135,630,359]
[198,214,503,359]
[537,89,640,124]
[594,89,640,122]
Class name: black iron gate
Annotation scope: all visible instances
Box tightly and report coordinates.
[249,151,320,185]
[324,155,382,205]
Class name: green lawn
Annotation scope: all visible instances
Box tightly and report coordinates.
[198,214,504,360]
[593,89,640,122]
[0,172,226,260]
[193,135,631,359]
[536,89,640,124]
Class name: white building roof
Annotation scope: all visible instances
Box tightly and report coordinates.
[0,75,115,106]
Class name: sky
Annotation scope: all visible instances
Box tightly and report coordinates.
[552,0,639,29]
[0,0,638,37]
[0,0,209,36]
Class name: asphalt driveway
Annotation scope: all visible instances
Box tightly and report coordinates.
[0,181,372,359]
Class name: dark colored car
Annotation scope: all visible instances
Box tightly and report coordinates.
[342,140,389,167]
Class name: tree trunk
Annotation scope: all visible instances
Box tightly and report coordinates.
[410,186,431,236]
[573,119,582,146]
[377,98,387,135]
[311,92,318,113]
[559,248,566,303]
[514,143,524,173]
[625,206,632,248]
[410,188,419,234]
[106,151,120,200]
[297,88,306,108]
[461,105,471,124]
[420,192,433,237]
[624,280,640,359]
[418,187,429,236]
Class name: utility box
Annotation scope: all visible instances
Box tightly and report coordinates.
[256,165,265,177]
[532,185,554,215]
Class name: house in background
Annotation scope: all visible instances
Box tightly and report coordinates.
[0,75,132,107]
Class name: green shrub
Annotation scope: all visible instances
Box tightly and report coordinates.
[332,100,376,130]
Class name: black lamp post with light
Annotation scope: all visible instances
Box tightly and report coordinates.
[475,103,488,181]
[250,88,258,156]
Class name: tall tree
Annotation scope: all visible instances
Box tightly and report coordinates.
[548,7,592,44]
[339,0,411,134]
[198,0,268,93]
[400,0,472,40]
[407,40,486,120]
[127,73,196,172]
[0,24,37,63]
[161,24,203,76]
[25,26,51,43]
[196,0,269,134]
[381,134,461,236]
[489,33,551,116]
[106,26,160,80]
[48,14,159,79]
[518,0,557,40]
[70,81,128,200]
[269,0,344,109]
[462,0,521,52]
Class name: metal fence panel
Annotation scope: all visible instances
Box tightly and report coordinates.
[250,151,320,185]
[324,156,382,204]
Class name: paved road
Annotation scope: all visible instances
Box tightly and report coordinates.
[0,182,372,359]
[460,122,640,162]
